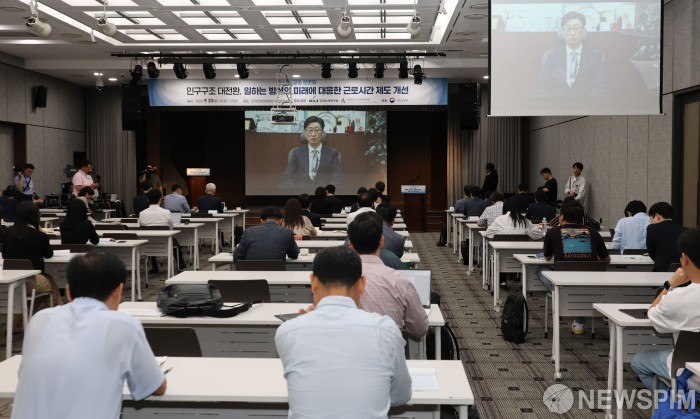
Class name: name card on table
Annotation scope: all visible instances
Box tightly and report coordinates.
[186,168,211,176]
[400,185,427,194]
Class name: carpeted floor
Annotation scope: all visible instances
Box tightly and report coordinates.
[0,232,651,418]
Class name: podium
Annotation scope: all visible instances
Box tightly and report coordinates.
[401,185,426,232]
[186,168,210,207]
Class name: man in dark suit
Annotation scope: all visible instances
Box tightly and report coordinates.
[196,183,223,213]
[279,116,342,189]
[511,183,535,213]
[647,202,687,272]
[526,190,557,222]
[324,184,343,214]
[375,203,405,259]
[535,11,606,97]
[298,193,321,228]
[234,207,300,261]
[133,182,151,216]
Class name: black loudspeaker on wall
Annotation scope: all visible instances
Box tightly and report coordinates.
[459,83,480,131]
[121,84,144,131]
[34,85,48,108]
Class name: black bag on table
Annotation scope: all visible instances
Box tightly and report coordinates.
[157,284,253,318]
[501,292,528,343]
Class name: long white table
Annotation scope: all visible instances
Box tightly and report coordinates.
[209,252,422,271]
[0,270,40,359]
[296,239,413,252]
[541,271,666,380]
[224,208,249,230]
[0,355,474,418]
[594,303,673,419]
[456,218,481,268]
[314,229,410,240]
[443,208,454,248]
[322,222,408,231]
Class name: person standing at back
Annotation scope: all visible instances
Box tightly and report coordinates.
[646,202,686,272]
[539,167,558,205]
[72,160,99,198]
[481,163,498,199]
[564,162,587,209]
[612,200,650,254]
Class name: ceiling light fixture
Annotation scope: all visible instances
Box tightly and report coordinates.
[108,77,117,81]
[398,61,409,79]
[173,63,188,79]
[321,63,332,79]
[348,63,358,79]
[407,0,420,36]
[236,63,249,79]
[203,63,216,79]
[292,74,301,78]
[412,64,425,85]
[25,0,51,38]
[130,64,142,84]
[96,0,117,36]
[95,76,104,90]
[483,75,489,79]
[146,61,159,78]
[373,63,385,79]
[337,12,352,38]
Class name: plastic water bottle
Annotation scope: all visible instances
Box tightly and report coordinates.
[542,218,547,235]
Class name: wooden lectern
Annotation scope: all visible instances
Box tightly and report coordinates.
[186,168,210,207]
[401,185,427,232]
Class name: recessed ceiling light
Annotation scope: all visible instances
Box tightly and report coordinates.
[108,77,118,81]
[93,72,103,76]
[452,38,472,42]
[234,74,240,78]
[292,74,300,78]
[483,75,489,79]
[470,4,488,10]
[464,13,487,19]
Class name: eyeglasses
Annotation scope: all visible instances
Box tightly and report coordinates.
[305,128,323,134]
[563,25,583,33]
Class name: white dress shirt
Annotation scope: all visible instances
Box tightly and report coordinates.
[564,175,587,207]
[485,212,544,240]
[308,143,323,180]
[138,204,173,228]
[346,206,375,226]
[612,212,650,253]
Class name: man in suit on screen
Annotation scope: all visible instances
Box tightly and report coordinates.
[279,116,342,189]
[535,11,606,97]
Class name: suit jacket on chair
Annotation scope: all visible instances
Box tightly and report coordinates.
[279,146,342,188]
[535,45,606,97]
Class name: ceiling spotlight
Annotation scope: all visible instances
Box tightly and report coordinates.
[97,17,117,36]
[146,61,159,78]
[173,63,188,79]
[25,0,51,38]
[373,63,385,79]
[348,63,358,79]
[407,14,421,36]
[398,61,409,79]
[321,63,332,79]
[203,63,216,79]
[95,77,104,91]
[236,63,249,79]
[130,64,142,84]
[337,12,352,38]
[412,64,425,85]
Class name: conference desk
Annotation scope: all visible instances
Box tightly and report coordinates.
[322,222,408,230]
[0,356,474,418]
[296,239,413,252]
[322,216,405,223]
[313,229,410,240]
[110,217,221,254]
[3,217,59,229]
[120,301,445,360]
[209,252,422,271]
[540,271,666,380]
[0,270,39,359]
[172,223,203,270]
[456,219,481,269]
[593,303,673,419]
[450,212,464,253]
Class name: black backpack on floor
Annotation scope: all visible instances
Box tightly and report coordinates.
[501,292,528,343]
[436,226,447,246]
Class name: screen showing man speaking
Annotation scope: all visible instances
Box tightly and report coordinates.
[244,110,387,196]
[490,1,662,116]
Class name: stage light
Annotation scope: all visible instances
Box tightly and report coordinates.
[337,12,352,38]
[412,64,425,85]
[348,63,358,79]
[97,17,117,36]
[146,61,159,78]
[25,0,51,38]
[407,14,421,36]
[321,63,332,79]
[203,63,216,79]
[130,64,142,84]
[373,63,385,79]
[237,63,249,79]
[398,61,409,79]
[173,63,188,79]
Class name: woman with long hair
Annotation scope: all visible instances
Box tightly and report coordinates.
[60,199,99,245]
[282,198,317,236]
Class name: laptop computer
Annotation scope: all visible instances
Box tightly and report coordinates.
[170,212,183,225]
[399,270,431,311]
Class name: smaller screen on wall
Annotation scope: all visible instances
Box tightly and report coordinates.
[244,110,387,196]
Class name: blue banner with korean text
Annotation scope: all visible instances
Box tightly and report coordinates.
[148,78,448,107]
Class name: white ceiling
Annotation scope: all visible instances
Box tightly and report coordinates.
[0,0,489,85]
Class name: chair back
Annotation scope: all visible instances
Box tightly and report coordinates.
[135,225,171,230]
[234,260,286,271]
[491,234,530,242]
[668,263,681,272]
[553,260,608,271]
[95,224,127,231]
[52,244,94,253]
[2,259,34,270]
[191,213,213,218]
[209,279,271,303]
[623,249,648,255]
[671,331,700,378]
[121,218,139,224]
[102,233,139,240]
[144,327,202,357]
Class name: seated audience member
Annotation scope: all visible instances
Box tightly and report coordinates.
[163,184,196,213]
[367,187,381,207]
[139,189,185,273]
[11,252,166,419]
[477,192,505,228]
[375,181,390,203]
[282,198,317,237]
[77,187,96,214]
[348,212,428,339]
[298,193,321,228]
[309,186,331,215]
[455,185,472,213]
[346,192,375,226]
[196,183,224,213]
[375,203,406,258]
[275,247,411,418]
[234,207,299,261]
[324,184,343,214]
[631,228,700,391]
[526,190,557,222]
[60,199,99,245]
[133,183,151,216]
[538,200,610,335]
[547,196,601,230]
[511,183,535,213]
[0,186,18,222]
[646,202,686,272]
[612,200,650,253]
[349,187,368,213]
[2,201,63,306]
[463,186,489,217]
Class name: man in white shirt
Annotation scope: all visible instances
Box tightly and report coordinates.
[564,162,586,209]
[139,189,185,273]
[612,200,650,253]
[346,192,375,226]
[11,252,166,419]
[72,160,99,197]
[275,246,411,419]
[477,192,505,228]
[632,228,700,391]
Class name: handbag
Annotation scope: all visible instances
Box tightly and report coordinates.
[652,369,700,418]
[157,284,253,318]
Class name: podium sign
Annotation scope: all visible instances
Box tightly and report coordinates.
[186,168,211,176]
[400,185,427,195]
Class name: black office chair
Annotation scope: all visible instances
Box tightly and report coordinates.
[121,218,139,224]
[209,279,271,303]
[3,259,52,314]
[609,228,616,237]
[52,244,94,253]
[191,213,214,218]
[491,234,530,242]
[144,327,202,357]
[95,224,127,230]
[623,249,648,255]
[653,331,700,405]
[234,260,286,271]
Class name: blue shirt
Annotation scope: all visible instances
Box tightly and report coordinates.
[612,212,651,253]
[275,296,412,419]
[12,298,164,419]
[163,192,192,213]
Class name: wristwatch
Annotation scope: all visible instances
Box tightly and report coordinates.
[663,280,673,291]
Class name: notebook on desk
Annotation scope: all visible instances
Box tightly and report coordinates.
[170,212,182,225]
[399,270,431,311]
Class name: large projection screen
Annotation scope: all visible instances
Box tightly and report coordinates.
[245,110,387,196]
[490,1,662,116]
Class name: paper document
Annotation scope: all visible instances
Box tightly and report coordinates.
[122,308,162,317]
[409,367,439,391]
[53,249,71,256]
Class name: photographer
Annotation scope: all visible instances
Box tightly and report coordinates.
[14,164,44,204]
[138,164,162,195]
